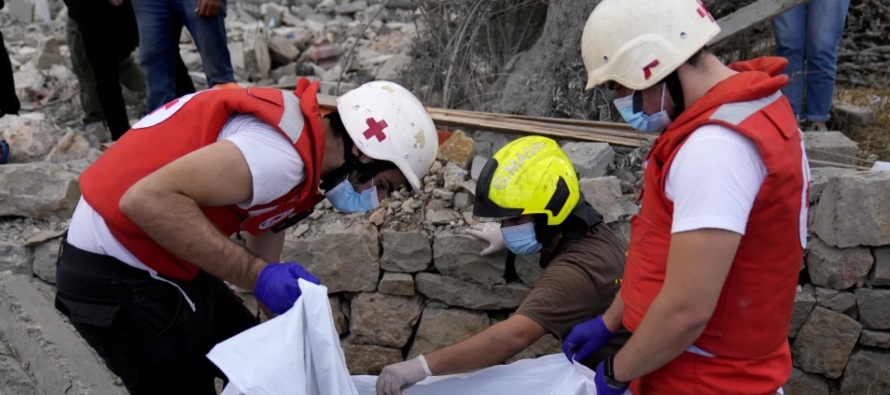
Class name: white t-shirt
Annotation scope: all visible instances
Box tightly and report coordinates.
[67,114,304,271]
[663,124,768,235]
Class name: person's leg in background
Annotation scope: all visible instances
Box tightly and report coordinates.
[66,15,106,125]
[172,24,197,97]
[804,0,852,130]
[174,0,235,88]
[772,4,807,122]
[0,29,20,117]
[131,0,178,113]
[67,0,134,139]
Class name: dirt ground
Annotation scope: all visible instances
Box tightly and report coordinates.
[834,86,890,162]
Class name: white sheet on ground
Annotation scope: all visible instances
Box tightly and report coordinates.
[208,280,627,395]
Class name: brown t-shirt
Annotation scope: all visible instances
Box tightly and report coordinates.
[515,222,631,364]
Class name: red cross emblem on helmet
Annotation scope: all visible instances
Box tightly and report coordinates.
[363,118,389,142]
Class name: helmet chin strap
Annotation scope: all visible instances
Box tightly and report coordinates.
[665,70,686,119]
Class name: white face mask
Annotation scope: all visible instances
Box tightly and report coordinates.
[613,82,673,133]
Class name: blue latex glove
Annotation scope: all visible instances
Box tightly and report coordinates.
[562,315,616,363]
[595,360,629,395]
[253,262,320,315]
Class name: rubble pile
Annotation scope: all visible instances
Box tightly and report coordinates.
[199,0,419,93]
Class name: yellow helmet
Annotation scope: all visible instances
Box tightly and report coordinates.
[473,136,580,225]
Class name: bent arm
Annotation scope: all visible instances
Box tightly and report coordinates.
[424,315,548,376]
[611,228,739,382]
[120,140,266,291]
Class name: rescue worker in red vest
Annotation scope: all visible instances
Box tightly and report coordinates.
[561,1,810,394]
[53,78,439,395]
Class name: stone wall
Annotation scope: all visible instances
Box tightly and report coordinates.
[2,125,890,394]
[785,168,890,395]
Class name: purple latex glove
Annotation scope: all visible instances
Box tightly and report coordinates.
[595,360,629,395]
[253,262,320,315]
[562,315,616,363]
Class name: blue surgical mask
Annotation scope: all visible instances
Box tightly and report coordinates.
[614,83,672,133]
[500,222,542,255]
[325,179,379,213]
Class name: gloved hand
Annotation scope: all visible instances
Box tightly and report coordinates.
[595,360,630,395]
[253,262,320,315]
[562,315,616,364]
[466,222,506,256]
[376,355,432,395]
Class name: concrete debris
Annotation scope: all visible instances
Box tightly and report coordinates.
[31,35,63,70]
[805,238,873,290]
[442,162,469,191]
[853,288,890,330]
[561,142,615,179]
[803,131,861,168]
[45,129,91,163]
[335,0,366,14]
[378,272,415,296]
[792,306,861,379]
[578,177,639,224]
[832,101,876,127]
[0,163,81,221]
[407,307,490,359]
[437,131,475,168]
[0,240,33,275]
[375,53,412,81]
[349,292,423,348]
[267,36,301,65]
[32,236,61,284]
[812,171,890,248]
[0,273,126,395]
[0,113,62,163]
[470,155,487,180]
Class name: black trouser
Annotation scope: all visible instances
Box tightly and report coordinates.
[54,239,258,395]
[0,29,20,116]
[65,0,139,140]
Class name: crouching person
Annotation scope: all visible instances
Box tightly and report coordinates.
[376,136,629,395]
[54,79,439,395]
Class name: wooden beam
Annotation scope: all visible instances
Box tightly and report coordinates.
[315,94,653,147]
[709,0,809,47]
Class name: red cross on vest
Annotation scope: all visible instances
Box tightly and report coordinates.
[695,0,715,22]
[363,118,388,142]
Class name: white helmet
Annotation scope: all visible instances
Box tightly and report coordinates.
[581,0,721,91]
[336,81,438,192]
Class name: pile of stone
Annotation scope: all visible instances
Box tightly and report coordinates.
[180,0,419,94]
[784,167,890,395]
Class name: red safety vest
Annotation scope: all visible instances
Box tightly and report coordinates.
[79,78,327,282]
[622,57,808,394]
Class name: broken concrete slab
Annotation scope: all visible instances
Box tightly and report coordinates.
[0,273,126,395]
[803,131,861,167]
[268,36,301,65]
[0,163,81,221]
[832,101,875,127]
[561,142,614,179]
[578,177,639,224]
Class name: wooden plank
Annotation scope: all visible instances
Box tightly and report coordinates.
[314,94,650,146]
[709,0,808,47]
